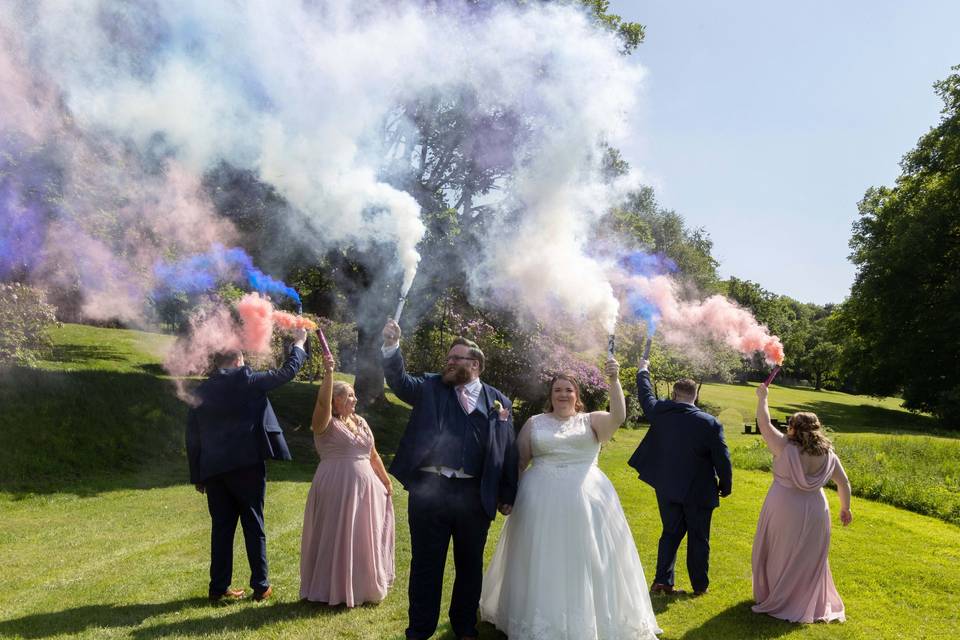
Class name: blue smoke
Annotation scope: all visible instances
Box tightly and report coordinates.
[153,244,300,305]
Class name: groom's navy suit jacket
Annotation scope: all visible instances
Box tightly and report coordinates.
[383,349,518,520]
[628,369,732,508]
[186,346,305,484]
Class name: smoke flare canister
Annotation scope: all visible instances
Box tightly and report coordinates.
[642,337,652,361]
[394,296,407,324]
[316,327,332,357]
[763,365,781,386]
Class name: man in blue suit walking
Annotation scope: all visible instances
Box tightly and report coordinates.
[186,328,306,602]
[381,319,517,640]
[628,356,732,596]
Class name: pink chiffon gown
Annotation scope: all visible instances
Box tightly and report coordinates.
[751,443,845,623]
[300,416,395,606]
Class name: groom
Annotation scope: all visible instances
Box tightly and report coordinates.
[186,328,306,602]
[381,319,518,640]
[628,357,732,596]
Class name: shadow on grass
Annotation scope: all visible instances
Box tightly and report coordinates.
[0,597,364,639]
[130,599,356,639]
[46,343,135,367]
[0,598,209,638]
[679,600,796,640]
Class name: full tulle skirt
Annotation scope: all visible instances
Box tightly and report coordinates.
[480,461,661,639]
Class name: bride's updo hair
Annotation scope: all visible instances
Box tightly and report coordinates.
[543,371,585,413]
[787,411,832,456]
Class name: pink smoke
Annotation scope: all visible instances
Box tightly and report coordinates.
[615,272,785,365]
[272,310,317,331]
[236,293,274,354]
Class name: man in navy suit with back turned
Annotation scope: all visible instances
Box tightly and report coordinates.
[186,328,306,602]
[381,318,517,640]
[628,356,732,596]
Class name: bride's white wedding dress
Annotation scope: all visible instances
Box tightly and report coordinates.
[480,412,661,639]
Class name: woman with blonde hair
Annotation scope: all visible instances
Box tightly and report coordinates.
[751,383,852,623]
[299,353,395,605]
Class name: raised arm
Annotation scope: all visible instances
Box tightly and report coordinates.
[248,328,308,392]
[832,456,853,526]
[381,319,424,405]
[591,357,627,442]
[636,359,659,420]
[311,353,336,437]
[755,384,786,456]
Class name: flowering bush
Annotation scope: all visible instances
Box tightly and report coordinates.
[0,283,59,365]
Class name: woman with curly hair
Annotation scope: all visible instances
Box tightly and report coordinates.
[751,383,852,623]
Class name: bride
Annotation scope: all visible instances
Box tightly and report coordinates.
[480,358,661,639]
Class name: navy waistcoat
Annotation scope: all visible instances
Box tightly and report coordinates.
[422,388,489,476]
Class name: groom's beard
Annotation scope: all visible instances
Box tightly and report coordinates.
[442,364,472,386]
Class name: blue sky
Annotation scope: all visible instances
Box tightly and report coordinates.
[608,0,960,304]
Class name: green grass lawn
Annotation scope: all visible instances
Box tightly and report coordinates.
[1,325,959,639]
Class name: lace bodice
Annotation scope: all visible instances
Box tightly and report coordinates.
[530,412,599,467]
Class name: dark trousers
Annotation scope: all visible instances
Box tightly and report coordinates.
[654,491,714,592]
[205,462,268,595]
[406,473,491,640]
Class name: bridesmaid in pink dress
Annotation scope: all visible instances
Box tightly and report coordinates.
[300,354,395,605]
[751,383,852,623]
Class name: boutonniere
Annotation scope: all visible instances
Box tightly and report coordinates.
[492,400,510,421]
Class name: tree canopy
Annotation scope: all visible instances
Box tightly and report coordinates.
[843,67,960,425]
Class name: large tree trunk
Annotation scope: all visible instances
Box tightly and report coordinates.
[353,317,386,411]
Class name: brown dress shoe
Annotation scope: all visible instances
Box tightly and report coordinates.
[650,582,686,596]
[252,585,273,601]
[209,588,245,602]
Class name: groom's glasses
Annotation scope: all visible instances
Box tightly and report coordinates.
[445,355,478,362]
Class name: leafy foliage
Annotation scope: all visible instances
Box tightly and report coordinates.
[843,67,960,426]
[0,283,58,366]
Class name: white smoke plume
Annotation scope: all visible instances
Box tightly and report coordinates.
[3,0,645,343]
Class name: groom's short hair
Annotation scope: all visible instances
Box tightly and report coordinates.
[672,378,698,401]
[214,349,243,369]
[450,337,485,374]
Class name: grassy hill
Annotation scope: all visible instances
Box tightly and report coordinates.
[1,325,959,639]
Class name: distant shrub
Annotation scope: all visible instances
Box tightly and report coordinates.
[0,283,58,365]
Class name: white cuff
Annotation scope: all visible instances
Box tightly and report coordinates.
[381,343,399,358]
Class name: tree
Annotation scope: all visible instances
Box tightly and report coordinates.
[843,67,960,426]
